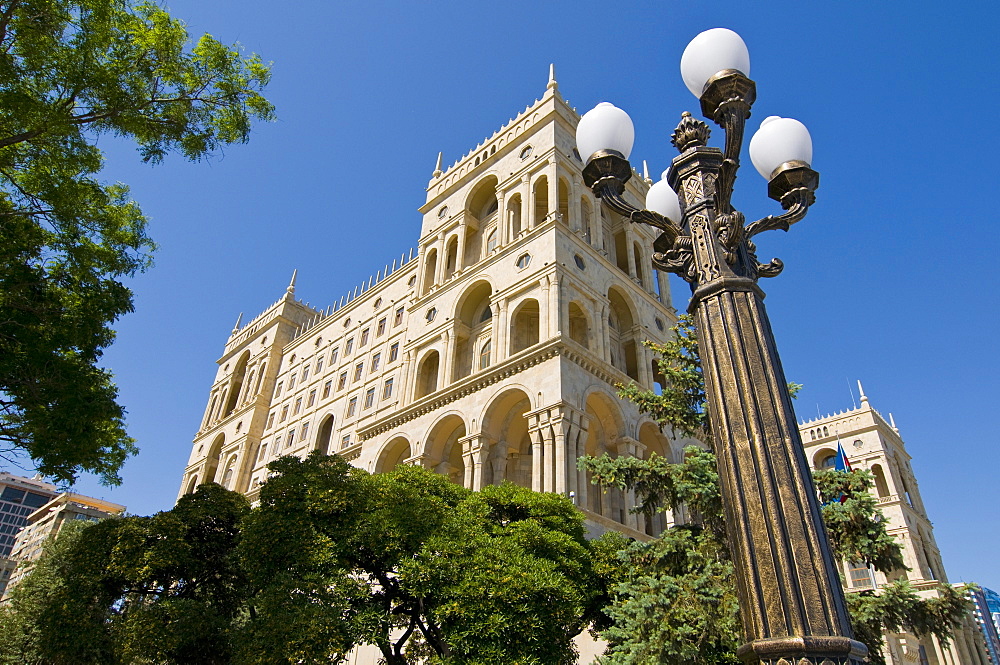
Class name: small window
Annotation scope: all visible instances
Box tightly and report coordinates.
[294,397,302,415]
[407,275,416,288]
[353,362,364,382]
[288,375,296,390]
[300,422,309,442]
[377,318,387,336]
[286,430,295,447]
[374,297,382,309]
[302,366,310,382]
[330,347,339,364]
[394,307,405,326]
[516,253,531,269]
[371,352,381,372]
[520,145,533,160]
[337,372,347,390]
[347,397,358,417]
[426,307,437,322]
[479,340,491,370]
[273,382,283,398]
[486,229,498,253]
[345,338,354,355]
[307,389,316,408]
[389,342,399,362]
[383,377,394,399]
[316,357,324,373]
[266,413,275,429]
[341,434,351,448]
[655,318,664,332]
[364,387,375,409]
[574,254,586,270]
[438,206,448,219]
[290,355,296,364]
[315,337,322,347]
[479,305,493,323]
[322,381,332,399]
[360,329,370,347]
[343,318,351,328]
[280,405,289,422]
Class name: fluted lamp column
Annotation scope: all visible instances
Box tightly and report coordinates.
[578,28,867,665]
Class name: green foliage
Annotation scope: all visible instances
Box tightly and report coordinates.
[0,483,250,665]
[0,0,274,484]
[588,315,969,664]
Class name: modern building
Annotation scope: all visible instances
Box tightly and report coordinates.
[2,492,125,599]
[984,587,1000,647]
[800,383,989,665]
[177,68,692,544]
[966,585,1000,664]
[0,472,58,598]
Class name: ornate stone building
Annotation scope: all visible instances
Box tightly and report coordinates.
[800,384,989,665]
[177,70,690,541]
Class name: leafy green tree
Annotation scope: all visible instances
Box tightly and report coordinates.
[239,452,615,665]
[0,483,250,665]
[0,0,274,484]
[584,315,970,665]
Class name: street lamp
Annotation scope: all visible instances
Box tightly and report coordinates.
[577,28,867,665]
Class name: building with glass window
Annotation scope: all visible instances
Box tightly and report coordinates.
[0,472,58,598]
[965,585,1000,665]
[2,492,125,600]
[177,70,692,550]
[800,385,989,665]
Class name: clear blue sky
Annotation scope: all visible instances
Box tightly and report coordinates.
[19,2,1000,589]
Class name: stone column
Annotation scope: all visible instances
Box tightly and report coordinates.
[553,412,568,495]
[495,298,509,361]
[433,232,446,285]
[530,423,544,493]
[575,413,590,511]
[547,160,559,224]
[440,332,451,389]
[539,276,550,341]
[550,273,562,337]
[455,222,467,273]
[571,179,581,232]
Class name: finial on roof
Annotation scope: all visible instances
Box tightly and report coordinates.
[889,412,898,432]
[643,160,653,185]
[433,151,443,178]
[231,312,243,334]
[284,269,297,300]
[547,63,558,92]
[857,380,869,406]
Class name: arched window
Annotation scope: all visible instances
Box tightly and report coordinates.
[486,228,498,253]
[223,351,250,416]
[508,194,522,238]
[315,415,334,455]
[422,248,437,295]
[479,340,492,370]
[568,302,588,349]
[580,197,593,244]
[453,282,493,381]
[557,178,570,224]
[510,299,540,354]
[607,289,639,381]
[444,236,459,280]
[533,176,548,228]
[416,351,440,399]
[633,242,646,288]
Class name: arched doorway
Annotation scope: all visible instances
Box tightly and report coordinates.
[481,388,533,488]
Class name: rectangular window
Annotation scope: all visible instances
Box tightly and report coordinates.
[345,338,354,354]
[280,405,289,422]
[273,381,283,398]
[371,352,381,373]
[322,380,332,399]
[289,375,296,390]
[302,366,310,382]
[337,372,347,390]
[394,307,404,326]
[316,357,324,373]
[353,362,363,382]
[360,328,370,347]
[307,389,316,408]
[331,347,339,364]
[300,422,309,442]
[347,397,357,417]
[294,397,302,415]
[267,413,275,429]
[383,377,394,399]
[389,342,399,363]
[364,387,375,409]
[286,430,295,447]
[376,318,386,336]
[849,562,874,589]
[341,434,351,448]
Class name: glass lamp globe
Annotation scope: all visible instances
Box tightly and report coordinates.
[645,171,682,223]
[576,102,635,162]
[680,28,751,98]
[748,116,813,179]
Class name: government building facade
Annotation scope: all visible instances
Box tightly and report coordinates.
[176,73,987,664]
[177,71,690,541]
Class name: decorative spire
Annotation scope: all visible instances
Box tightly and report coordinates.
[231,312,243,335]
[432,151,443,178]
[284,269,297,300]
[547,63,558,92]
[857,380,869,407]
[643,160,653,185]
[889,412,898,432]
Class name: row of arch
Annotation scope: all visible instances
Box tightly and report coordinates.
[202,350,268,429]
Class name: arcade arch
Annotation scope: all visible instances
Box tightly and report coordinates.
[424,415,466,486]
[480,388,533,488]
[376,436,412,473]
[453,281,493,380]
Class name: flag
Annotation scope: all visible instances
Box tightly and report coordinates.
[834,441,853,472]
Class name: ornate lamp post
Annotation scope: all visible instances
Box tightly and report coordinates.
[577,29,867,665]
